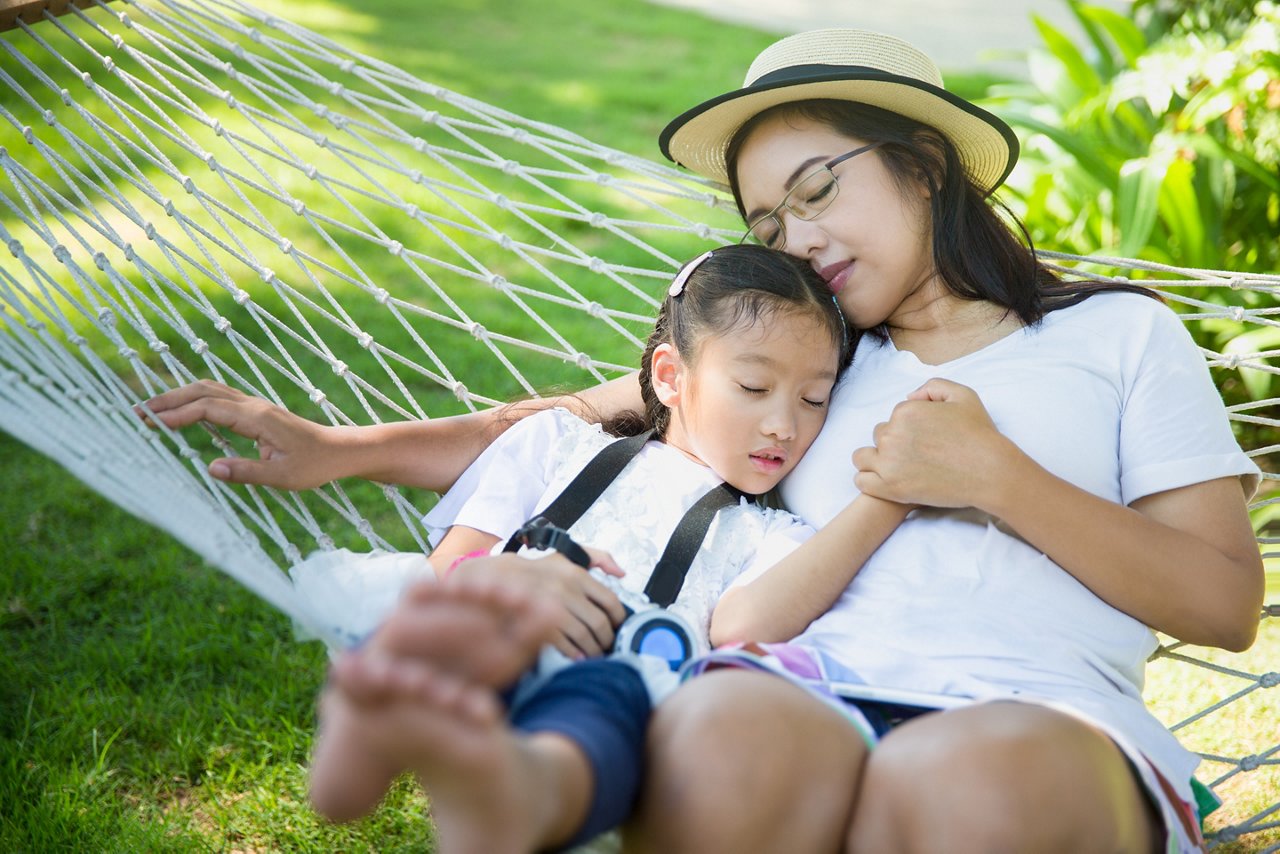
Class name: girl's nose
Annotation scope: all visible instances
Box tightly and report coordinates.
[763,406,797,442]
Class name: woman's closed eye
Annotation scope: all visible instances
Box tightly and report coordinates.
[738,383,768,395]
[802,396,829,409]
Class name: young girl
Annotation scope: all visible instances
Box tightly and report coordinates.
[305,244,908,854]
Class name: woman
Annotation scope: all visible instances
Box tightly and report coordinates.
[144,29,1262,853]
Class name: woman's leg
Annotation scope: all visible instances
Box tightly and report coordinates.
[623,669,872,854]
[845,702,1162,854]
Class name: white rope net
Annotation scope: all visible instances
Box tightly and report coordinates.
[0,0,1275,847]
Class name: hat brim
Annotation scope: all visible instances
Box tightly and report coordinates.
[660,67,1019,195]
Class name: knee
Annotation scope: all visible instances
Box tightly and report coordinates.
[848,704,1154,854]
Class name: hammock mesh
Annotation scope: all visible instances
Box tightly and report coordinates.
[0,0,1275,847]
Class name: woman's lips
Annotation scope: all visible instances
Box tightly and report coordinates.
[819,260,853,294]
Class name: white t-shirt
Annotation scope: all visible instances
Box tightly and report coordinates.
[766,292,1260,795]
[424,408,816,641]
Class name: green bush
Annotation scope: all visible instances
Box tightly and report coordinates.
[982,0,1279,476]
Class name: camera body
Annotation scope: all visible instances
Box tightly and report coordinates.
[514,516,708,671]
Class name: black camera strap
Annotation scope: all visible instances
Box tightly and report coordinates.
[502,430,745,608]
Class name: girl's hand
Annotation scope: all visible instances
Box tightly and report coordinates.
[852,378,1020,510]
[137,380,344,489]
[450,551,627,659]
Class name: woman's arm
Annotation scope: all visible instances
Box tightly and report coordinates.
[139,375,642,492]
[710,495,911,646]
[854,378,1264,651]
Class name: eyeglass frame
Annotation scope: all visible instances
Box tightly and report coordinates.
[740,141,886,251]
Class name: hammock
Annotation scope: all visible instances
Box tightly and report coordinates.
[1,0,1276,846]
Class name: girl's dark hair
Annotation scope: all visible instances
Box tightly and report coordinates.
[724,100,1156,341]
[603,243,853,438]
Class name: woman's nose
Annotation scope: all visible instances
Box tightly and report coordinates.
[781,211,827,258]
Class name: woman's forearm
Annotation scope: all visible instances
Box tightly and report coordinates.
[710,494,911,646]
[351,373,644,491]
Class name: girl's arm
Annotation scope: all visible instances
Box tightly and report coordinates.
[139,375,642,492]
[710,494,911,646]
[854,378,1264,651]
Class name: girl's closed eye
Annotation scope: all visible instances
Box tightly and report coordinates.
[738,382,768,395]
[802,396,828,409]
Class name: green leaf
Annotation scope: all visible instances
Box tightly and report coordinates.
[1157,155,1207,266]
[1032,14,1102,98]
[1116,153,1168,257]
[1067,0,1117,78]
[1224,325,1280,400]
[1079,5,1148,66]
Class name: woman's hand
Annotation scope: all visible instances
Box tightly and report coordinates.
[450,550,628,659]
[137,380,348,489]
[852,378,1018,510]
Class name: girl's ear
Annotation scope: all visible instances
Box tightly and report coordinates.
[650,342,684,408]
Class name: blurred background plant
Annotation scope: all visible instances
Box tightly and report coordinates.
[981,0,1279,526]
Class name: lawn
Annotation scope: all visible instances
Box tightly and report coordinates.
[1,0,1277,851]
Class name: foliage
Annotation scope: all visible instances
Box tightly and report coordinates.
[983,0,1280,469]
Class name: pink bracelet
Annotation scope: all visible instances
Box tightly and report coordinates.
[443,548,492,580]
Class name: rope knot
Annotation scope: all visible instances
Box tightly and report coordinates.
[403,203,419,219]
[304,164,318,180]
[148,340,170,354]
[386,240,403,257]
[450,381,468,401]
[1240,754,1261,772]
[374,287,390,305]
[331,360,348,378]
[308,387,327,405]
[587,301,604,318]
[117,346,137,360]
[93,252,109,270]
[695,224,712,239]
[468,322,487,341]
[574,352,592,370]
[277,237,292,254]
[42,109,56,126]
[291,199,306,216]
[97,307,117,326]
[339,59,355,73]
[52,244,70,263]
[191,339,209,355]
[501,160,519,176]
[60,88,72,106]
[1229,276,1246,289]
[1231,306,1245,322]
[1259,672,1279,689]
[214,316,231,333]
[6,239,21,258]
[254,268,273,286]
[588,257,605,273]
[356,332,374,349]
[589,212,606,228]
[488,274,507,291]
[594,172,612,186]
[182,176,196,194]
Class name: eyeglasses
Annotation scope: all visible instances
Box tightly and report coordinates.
[740,142,885,251]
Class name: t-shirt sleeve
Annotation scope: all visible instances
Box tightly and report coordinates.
[1119,300,1261,504]
[723,508,816,594]
[421,408,571,547]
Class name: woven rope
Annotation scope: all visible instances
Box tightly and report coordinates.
[0,0,1275,846]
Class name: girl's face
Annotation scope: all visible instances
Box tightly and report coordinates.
[658,310,839,495]
[734,114,938,330]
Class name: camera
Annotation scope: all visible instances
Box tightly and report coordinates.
[514,517,708,671]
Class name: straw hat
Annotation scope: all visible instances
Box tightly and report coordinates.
[659,28,1019,194]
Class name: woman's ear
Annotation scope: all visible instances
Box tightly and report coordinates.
[650,342,684,408]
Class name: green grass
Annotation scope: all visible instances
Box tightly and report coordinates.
[2,0,1278,851]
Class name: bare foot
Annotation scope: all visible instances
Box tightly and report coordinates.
[308,576,570,830]
[361,575,564,688]
[334,657,591,854]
